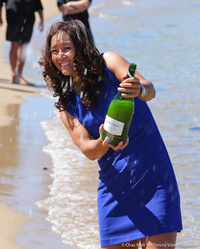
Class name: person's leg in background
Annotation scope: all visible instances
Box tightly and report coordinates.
[9,41,20,83]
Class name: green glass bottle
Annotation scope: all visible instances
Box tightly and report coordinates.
[101,63,137,146]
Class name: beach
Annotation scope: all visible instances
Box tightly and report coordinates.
[0,1,76,248]
[0,0,200,248]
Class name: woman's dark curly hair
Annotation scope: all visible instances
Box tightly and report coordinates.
[38,20,105,110]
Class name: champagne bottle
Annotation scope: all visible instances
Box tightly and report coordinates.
[101,63,137,146]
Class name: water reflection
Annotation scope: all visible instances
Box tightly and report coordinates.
[0,104,20,197]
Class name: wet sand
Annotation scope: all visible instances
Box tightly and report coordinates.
[0,1,77,248]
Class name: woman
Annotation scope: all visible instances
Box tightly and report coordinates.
[39,20,182,249]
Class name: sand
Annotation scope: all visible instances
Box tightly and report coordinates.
[0,1,75,248]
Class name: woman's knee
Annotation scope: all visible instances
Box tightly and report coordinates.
[101,232,177,249]
[142,232,177,249]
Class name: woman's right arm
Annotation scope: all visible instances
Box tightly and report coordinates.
[59,110,110,161]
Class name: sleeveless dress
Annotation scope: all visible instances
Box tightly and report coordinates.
[66,64,182,247]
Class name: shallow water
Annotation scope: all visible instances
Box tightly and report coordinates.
[32,0,199,248]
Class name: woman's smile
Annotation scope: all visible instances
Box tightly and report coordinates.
[60,61,70,66]
[60,60,71,68]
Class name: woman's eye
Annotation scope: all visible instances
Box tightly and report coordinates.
[51,49,58,54]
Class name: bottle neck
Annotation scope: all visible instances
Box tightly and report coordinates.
[114,91,133,100]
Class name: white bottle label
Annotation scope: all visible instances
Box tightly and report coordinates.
[103,115,124,136]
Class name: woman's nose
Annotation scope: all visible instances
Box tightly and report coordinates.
[58,50,65,58]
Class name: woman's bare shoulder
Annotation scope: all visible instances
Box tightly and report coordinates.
[102,52,130,82]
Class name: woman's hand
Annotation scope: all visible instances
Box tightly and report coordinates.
[99,124,129,151]
[118,75,141,98]
[103,52,156,101]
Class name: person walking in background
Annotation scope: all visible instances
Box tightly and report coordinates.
[0,0,44,84]
[39,20,182,248]
[57,0,94,43]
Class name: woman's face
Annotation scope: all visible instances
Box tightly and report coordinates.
[50,32,76,77]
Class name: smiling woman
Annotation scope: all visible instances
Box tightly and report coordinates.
[39,20,182,249]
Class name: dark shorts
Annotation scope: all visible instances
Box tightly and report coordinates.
[6,23,33,44]
[6,10,34,44]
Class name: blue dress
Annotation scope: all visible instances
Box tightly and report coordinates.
[67,64,182,247]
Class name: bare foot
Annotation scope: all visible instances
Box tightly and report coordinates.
[18,76,29,85]
[12,75,19,84]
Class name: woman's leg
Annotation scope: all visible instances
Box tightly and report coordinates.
[101,231,177,249]
[142,231,177,249]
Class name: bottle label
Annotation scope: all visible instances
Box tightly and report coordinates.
[103,115,124,136]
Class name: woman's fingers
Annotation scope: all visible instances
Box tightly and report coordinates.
[122,136,129,148]
[118,76,141,97]
[99,124,104,136]
[109,137,129,151]
[99,124,129,150]
[99,124,110,147]
[102,136,109,147]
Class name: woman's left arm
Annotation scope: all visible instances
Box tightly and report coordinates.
[103,51,156,102]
